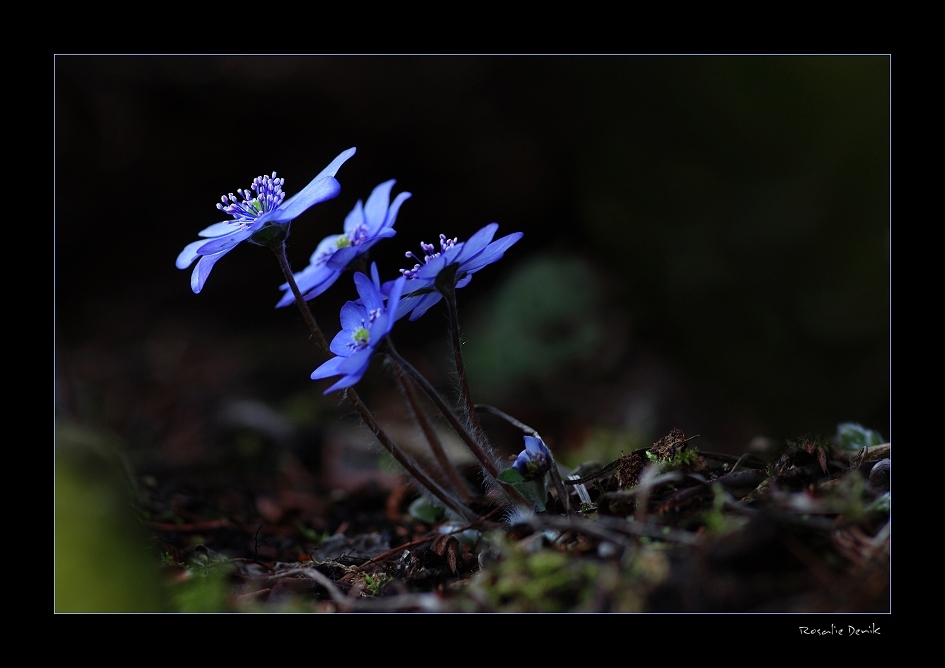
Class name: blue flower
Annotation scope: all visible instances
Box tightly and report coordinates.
[511,436,552,481]
[310,270,407,394]
[275,179,410,308]
[388,222,523,321]
[176,147,356,294]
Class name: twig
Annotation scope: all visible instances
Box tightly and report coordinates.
[356,506,505,570]
[275,566,354,610]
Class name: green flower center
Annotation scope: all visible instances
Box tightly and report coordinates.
[352,326,370,349]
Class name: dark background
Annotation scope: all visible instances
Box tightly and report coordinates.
[55,55,890,469]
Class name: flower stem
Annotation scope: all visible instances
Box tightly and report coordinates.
[442,285,490,452]
[271,242,473,520]
[271,242,330,354]
[344,387,476,522]
[390,362,474,502]
[384,340,496,477]
[383,340,530,508]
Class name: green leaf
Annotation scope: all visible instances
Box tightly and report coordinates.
[835,423,884,450]
[498,467,525,483]
[408,496,447,524]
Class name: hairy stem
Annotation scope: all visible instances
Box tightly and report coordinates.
[475,404,572,515]
[442,285,490,452]
[271,242,330,354]
[383,341,529,508]
[344,388,476,522]
[273,243,473,520]
[390,362,474,501]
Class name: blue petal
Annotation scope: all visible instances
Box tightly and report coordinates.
[310,355,348,380]
[342,200,365,236]
[354,272,384,312]
[296,263,340,298]
[461,231,523,274]
[326,245,358,270]
[176,239,207,269]
[385,191,412,230]
[362,180,396,231]
[312,350,372,394]
[195,227,254,255]
[414,253,450,281]
[300,271,343,302]
[275,255,339,308]
[524,435,546,455]
[271,147,356,222]
[338,300,369,335]
[455,224,499,263]
[322,373,362,395]
[274,290,296,309]
[407,292,443,321]
[376,276,407,335]
[380,277,400,296]
[310,234,345,264]
[391,292,418,321]
[191,250,230,293]
[369,262,382,288]
[198,220,241,238]
[329,325,356,357]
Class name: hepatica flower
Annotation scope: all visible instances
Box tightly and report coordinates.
[389,222,523,321]
[310,271,407,394]
[176,147,356,293]
[511,436,552,481]
[275,179,410,308]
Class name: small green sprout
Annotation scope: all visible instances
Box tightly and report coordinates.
[835,423,885,450]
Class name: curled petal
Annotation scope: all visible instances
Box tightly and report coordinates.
[191,250,230,293]
[361,180,396,232]
[176,239,207,270]
[461,232,524,275]
[385,191,412,230]
[271,147,356,222]
[198,220,242,238]
[455,223,499,262]
[195,227,255,256]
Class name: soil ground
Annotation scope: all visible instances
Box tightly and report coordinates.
[57,414,890,614]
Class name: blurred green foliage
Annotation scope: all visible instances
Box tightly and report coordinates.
[169,564,230,613]
[55,422,166,612]
[464,253,609,402]
[835,422,885,450]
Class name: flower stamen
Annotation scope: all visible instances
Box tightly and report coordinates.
[400,234,458,279]
[215,172,286,227]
